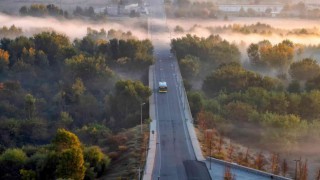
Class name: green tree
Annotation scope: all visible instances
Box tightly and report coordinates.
[306,75,320,91]
[66,54,113,79]
[52,129,85,180]
[33,32,70,65]
[180,55,200,78]
[0,148,27,179]
[299,90,320,119]
[187,91,204,117]
[247,43,263,67]
[84,146,110,178]
[289,58,320,81]
[203,63,277,96]
[25,94,36,119]
[110,80,151,128]
[287,80,301,93]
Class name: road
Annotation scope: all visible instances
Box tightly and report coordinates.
[147,0,211,179]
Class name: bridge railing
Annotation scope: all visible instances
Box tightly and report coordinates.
[208,157,292,180]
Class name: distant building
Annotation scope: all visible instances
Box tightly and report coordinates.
[218,4,284,15]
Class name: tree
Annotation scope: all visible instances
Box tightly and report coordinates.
[224,166,235,180]
[110,80,151,128]
[25,94,36,119]
[180,55,200,78]
[247,43,262,67]
[0,49,9,72]
[287,80,301,93]
[0,148,27,179]
[282,159,288,176]
[56,148,85,180]
[271,153,280,175]
[203,63,277,96]
[254,152,265,170]
[299,90,320,119]
[84,146,110,177]
[33,32,70,65]
[52,129,85,180]
[224,101,255,122]
[188,91,204,117]
[66,54,113,79]
[260,40,294,72]
[289,58,320,81]
[19,6,28,16]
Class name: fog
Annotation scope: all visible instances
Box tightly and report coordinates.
[1,10,320,179]
[0,13,149,40]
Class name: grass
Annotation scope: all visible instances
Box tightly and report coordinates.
[102,124,149,180]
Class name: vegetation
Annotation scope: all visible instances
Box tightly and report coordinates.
[0,28,153,179]
[171,34,240,80]
[173,34,320,178]
[19,4,109,21]
[247,40,294,73]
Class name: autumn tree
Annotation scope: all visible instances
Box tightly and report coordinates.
[224,166,235,180]
[298,160,308,180]
[281,159,288,176]
[0,49,9,72]
[249,40,294,72]
[271,153,280,175]
[254,152,266,170]
[289,58,320,81]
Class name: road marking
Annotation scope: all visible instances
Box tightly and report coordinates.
[154,67,162,178]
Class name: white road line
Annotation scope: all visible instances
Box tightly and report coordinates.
[173,62,193,159]
[154,65,162,178]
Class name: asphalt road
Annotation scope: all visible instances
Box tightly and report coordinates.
[147,0,211,177]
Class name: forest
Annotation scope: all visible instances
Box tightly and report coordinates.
[171,34,320,178]
[0,27,153,179]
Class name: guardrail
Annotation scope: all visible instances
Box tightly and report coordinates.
[173,57,205,161]
[208,157,292,180]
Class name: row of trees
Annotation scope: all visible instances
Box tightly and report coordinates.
[171,34,240,79]
[172,34,320,177]
[0,28,153,179]
[0,129,110,179]
[19,4,109,21]
[0,25,23,39]
[20,4,68,18]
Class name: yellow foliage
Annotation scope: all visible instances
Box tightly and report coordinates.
[0,49,10,64]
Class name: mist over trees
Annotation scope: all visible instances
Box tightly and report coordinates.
[0,28,153,179]
[173,34,320,164]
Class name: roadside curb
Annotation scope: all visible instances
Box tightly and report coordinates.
[143,65,157,180]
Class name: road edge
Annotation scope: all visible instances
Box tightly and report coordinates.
[143,65,157,180]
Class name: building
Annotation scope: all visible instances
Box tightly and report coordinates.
[218,4,284,15]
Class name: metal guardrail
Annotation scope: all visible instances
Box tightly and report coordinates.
[174,59,194,124]
[208,157,292,180]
